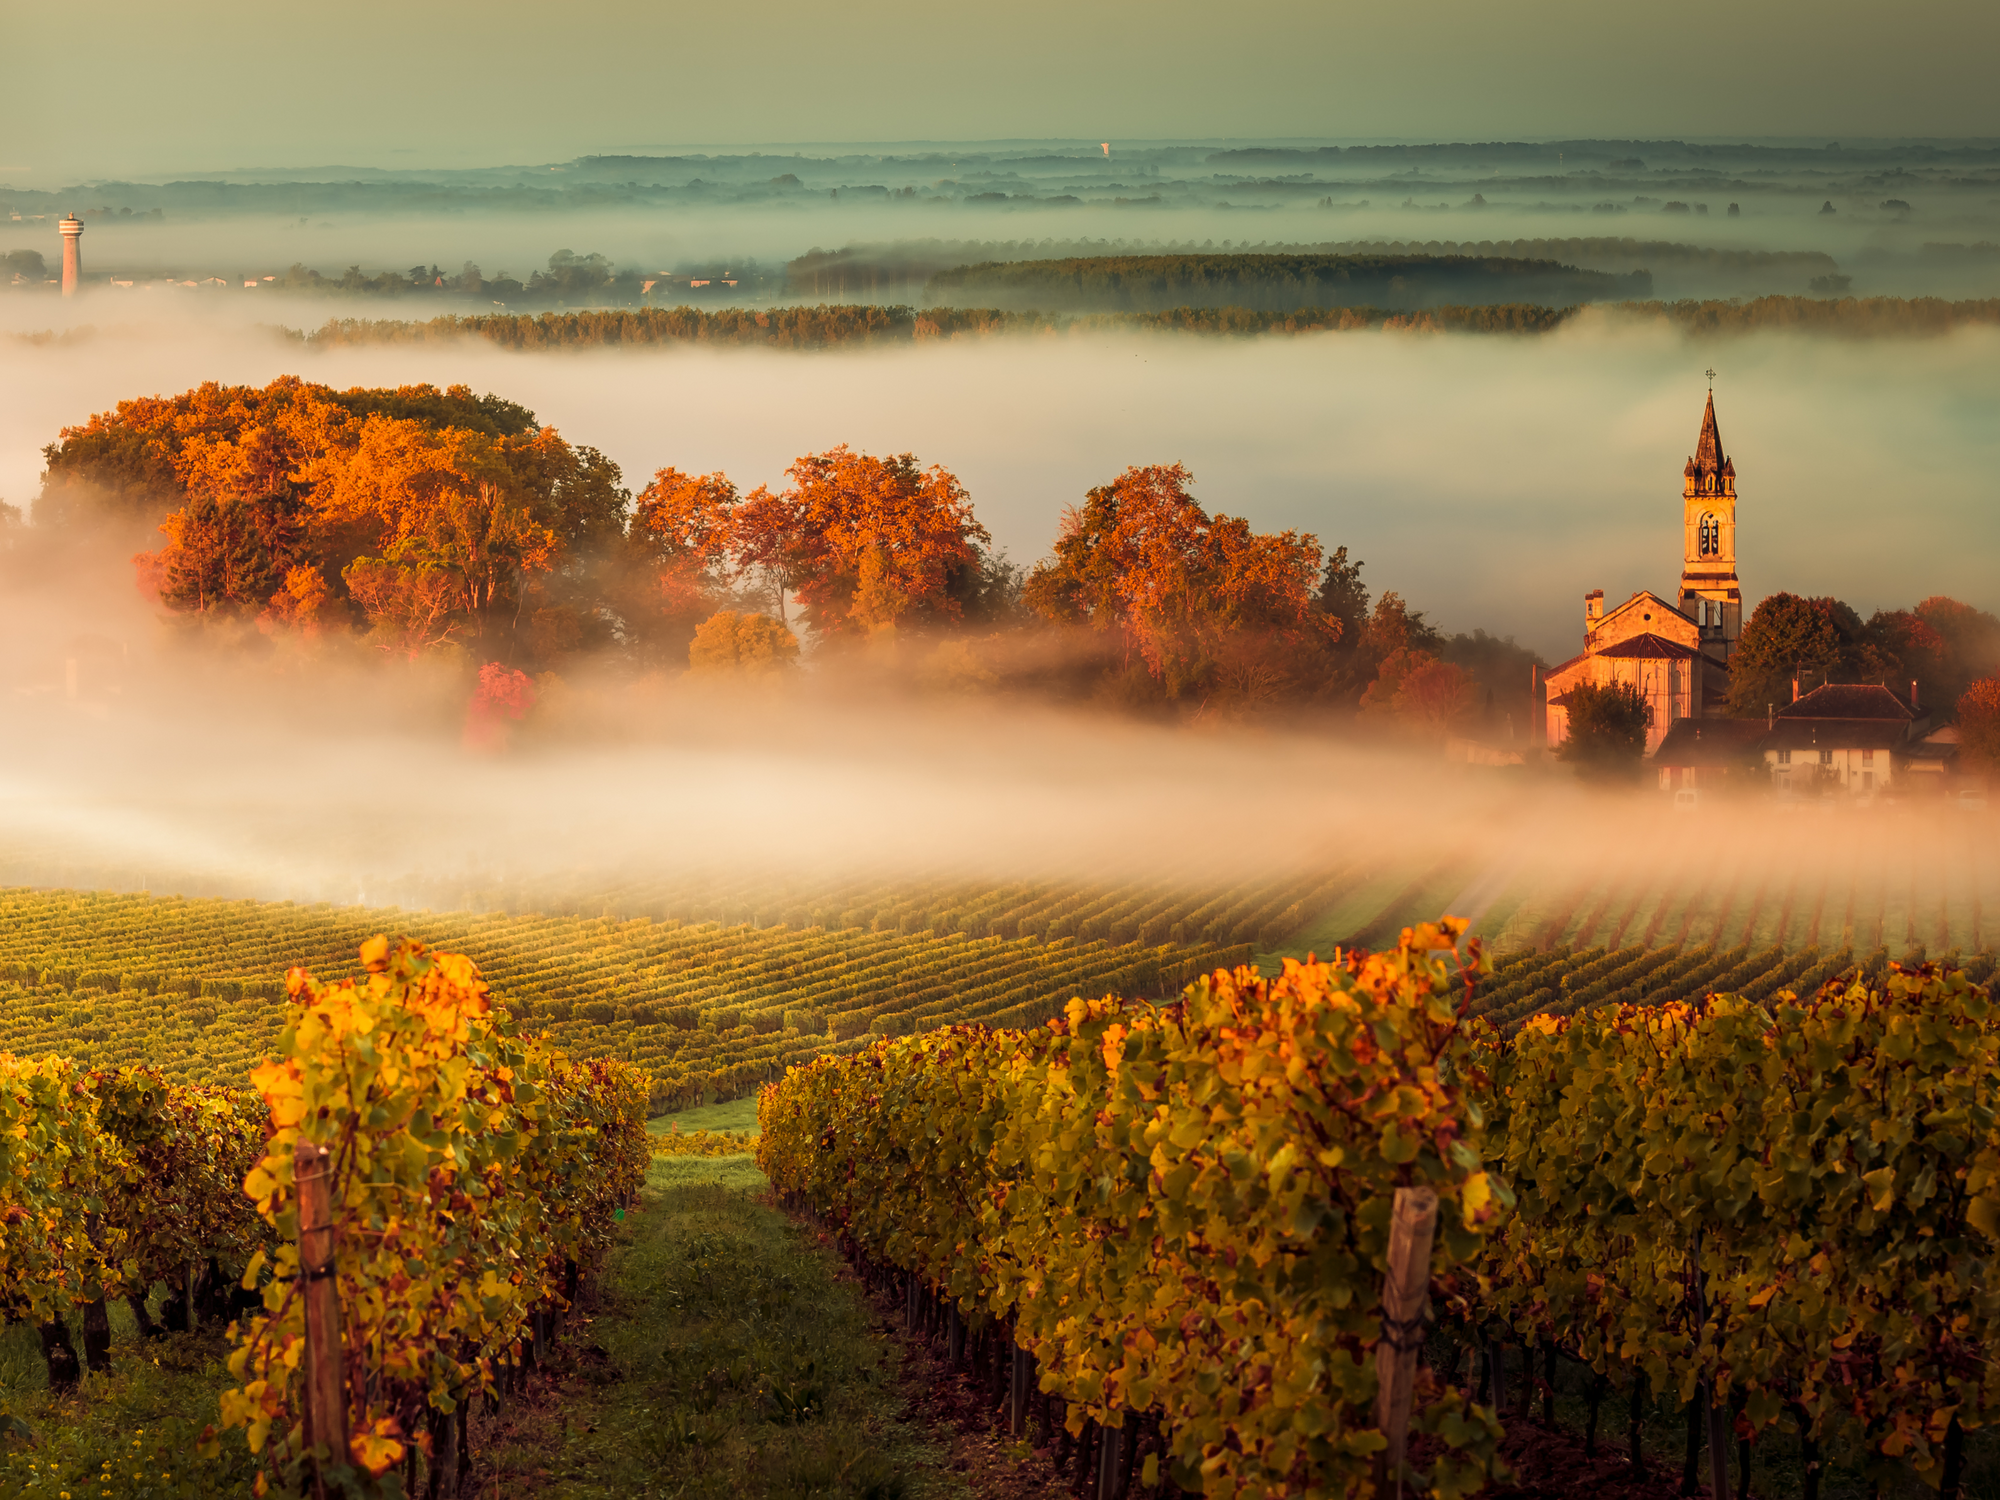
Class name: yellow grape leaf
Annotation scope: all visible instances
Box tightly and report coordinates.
[1746,1284,1777,1308]
[351,1419,406,1475]
[1862,1166,1896,1212]
[1967,1194,2000,1238]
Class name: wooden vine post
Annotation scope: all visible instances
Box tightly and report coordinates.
[1373,1186,1439,1495]
[296,1139,348,1496]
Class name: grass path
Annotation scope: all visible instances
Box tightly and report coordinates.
[466,1155,970,1500]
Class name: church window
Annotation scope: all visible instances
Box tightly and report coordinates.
[1698,513,1720,557]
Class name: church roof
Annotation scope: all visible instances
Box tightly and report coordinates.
[1777,683,1914,721]
[1595,633,1702,660]
[1684,390,1735,480]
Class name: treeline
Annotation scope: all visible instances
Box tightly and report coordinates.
[1320,235,1837,277]
[297,300,1572,351]
[923,252,1650,312]
[1629,294,2000,336]
[24,376,1543,726]
[782,235,1838,301]
[287,294,2000,353]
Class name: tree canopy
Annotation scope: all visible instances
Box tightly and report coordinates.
[1728,591,2000,716]
[1022,463,1333,704]
[1558,680,1651,781]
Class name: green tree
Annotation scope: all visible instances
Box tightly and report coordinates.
[1559,680,1650,782]
[1727,592,1851,715]
[1314,545,1369,647]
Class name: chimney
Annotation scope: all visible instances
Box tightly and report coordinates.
[1585,589,1604,629]
[1911,679,1920,711]
[1791,677,1800,704]
[1767,703,1773,729]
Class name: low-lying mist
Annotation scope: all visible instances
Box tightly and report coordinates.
[0,640,1992,962]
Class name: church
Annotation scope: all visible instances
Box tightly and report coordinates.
[1543,389,1741,753]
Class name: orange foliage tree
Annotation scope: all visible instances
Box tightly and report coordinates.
[1022,463,1333,702]
[732,446,990,638]
[48,378,619,656]
[1959,677,2000,777]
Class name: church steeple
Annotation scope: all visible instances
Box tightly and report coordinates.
[1684,390,1736,494]
[1679,384,1741,659]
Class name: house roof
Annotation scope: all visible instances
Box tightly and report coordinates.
[1595,633,1702,661]
[1778,683,1914,721]
[1763,720,1910,751]
[1652,717,1767,767]
[1685,390,1735,480]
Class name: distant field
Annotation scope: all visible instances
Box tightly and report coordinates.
[4,830,1991,1115]
[1265,838,1998,965]
[0,887,1248,1109]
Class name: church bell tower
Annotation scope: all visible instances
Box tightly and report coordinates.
[1678,387,1740,659]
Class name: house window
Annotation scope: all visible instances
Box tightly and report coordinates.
[1861,749,1875,765]
[1863,770,1875,791]
[1776,749,1792,765]
[1820,750,1833,766]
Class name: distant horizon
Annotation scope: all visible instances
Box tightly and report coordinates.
[10,132,2000,186]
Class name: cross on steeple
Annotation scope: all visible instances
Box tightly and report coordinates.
[1705,367,1717,385]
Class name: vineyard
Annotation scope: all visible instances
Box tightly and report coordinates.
[0,936,650,1498]
[0,886,1247,1108]
[760,925,2000,1500]
[3,841,1995,1117]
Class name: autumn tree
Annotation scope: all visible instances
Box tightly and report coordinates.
[1022,463,1332,704]
[688,611,799,677]
[584,467,743,667]
[1958,678,2000,778]
[1559,680,1651,782]
[342,556,464,657]
[157,494,306,615]
[731,447,990,639]
[46,378,622,662]
[1911,597,2000,706]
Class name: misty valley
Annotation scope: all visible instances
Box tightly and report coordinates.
[2,134,2000,1500]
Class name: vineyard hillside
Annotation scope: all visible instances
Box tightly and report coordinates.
[0,887,1247,1108]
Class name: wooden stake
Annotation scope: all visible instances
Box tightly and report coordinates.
[1009,1342,1032,1437]
[1705,1390,1733,1500]
[296,1139,347,1493]
[1373,1186,1439,1494]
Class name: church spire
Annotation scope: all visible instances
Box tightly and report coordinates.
[1685,388,1733,481]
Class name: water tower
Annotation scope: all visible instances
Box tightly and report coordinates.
[58,213,83,296]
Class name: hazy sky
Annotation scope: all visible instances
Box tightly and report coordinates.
[5,0,1998,180]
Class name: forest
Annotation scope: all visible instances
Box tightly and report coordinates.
[921,252,1651,312]
[275,294,2000,358]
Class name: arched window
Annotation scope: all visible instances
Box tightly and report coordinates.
[1698,512,1719,558]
